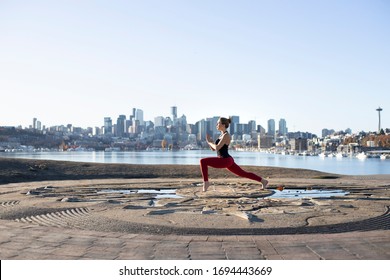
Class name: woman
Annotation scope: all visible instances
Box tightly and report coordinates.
[199,117,269,192]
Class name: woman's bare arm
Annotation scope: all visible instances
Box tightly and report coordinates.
[207,133,230,151]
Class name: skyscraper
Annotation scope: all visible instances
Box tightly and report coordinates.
[230,115,239,135]
[116,115,126,137]
[104,117,112,135]
[135,109,144,125]
[171,106,177,120]
[267,119,275,138]
[33,118,37,130]
[207,117,220,138]
[197,119,207,141]
[154,116,165,127]
[131,108,136,119]
[279,118,288,136]
[248,120,256,132]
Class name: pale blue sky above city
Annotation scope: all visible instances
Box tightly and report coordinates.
[0,0,389,135]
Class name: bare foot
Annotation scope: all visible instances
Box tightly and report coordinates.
[202,181,210,192]
[260,179,268,190]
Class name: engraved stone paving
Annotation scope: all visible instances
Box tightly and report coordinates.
[15,207,90,228]
[1,200,20,207]
[0,178,388,235]
[0,178,389,260]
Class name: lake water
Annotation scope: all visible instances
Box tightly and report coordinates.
[1,150,389,175]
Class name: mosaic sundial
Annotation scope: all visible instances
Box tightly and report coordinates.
[0,178,389,235]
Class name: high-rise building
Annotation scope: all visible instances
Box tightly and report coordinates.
[104,117,112,135]
[94,127,101,135]
[230,116,239,135]
[248,120,256,132]
[135,109,144,125]
[196,119,207,141]
[207,117,220,138]
[116,115,126,137]
[279,118,288,136]
[154,116,165,127]
[290,138,308,152]
[322,128,335,137]
[234,123,244,136]
[171,106,177,122]
[33,118,37,130]
[267,119,275,138]
[257,125,266,135]
[165,117,173,127]
[131,108,136,119]
[177,114,187,131]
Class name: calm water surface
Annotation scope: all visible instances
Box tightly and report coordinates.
[1,150,389,175]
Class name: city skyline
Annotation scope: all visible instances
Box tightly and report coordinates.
[1,1,389,135]
[17,105,388,137]
[3,97,388,137]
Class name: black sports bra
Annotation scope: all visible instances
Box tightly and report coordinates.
[215,132,231,158]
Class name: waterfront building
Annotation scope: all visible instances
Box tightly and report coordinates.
[129,119,140,134]
[116,115,126,137]
[290,138,308,152]
[135,109,144,126]
[165,117,173,127]
[267,119,275,139]
[234,123,244,136]
[131,108,136,119]
[104,117,112,135]
[322,128,335,137]
[94,127,101,135]
[279,118,288,136]
[259,135,274,149]
[230,116,239,135]
[367,140,376,147]
[188,134,197,144]
[257,125,266,135]
[154,126,166,140]
[125,120,132,133]
[196,119,207,141]
[248,120,256,133]
[177,114,187,130]
[171,106,177,125]
[33,118,37,130]
[72,127,83,134]
[207,117,220,139]
[288,131,315,139]
[154,116,165,127]
[242,134,252,142]
[186,124,197,135]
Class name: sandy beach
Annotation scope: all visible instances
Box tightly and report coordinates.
[0,157,389,236]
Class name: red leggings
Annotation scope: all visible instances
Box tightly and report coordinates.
[200,157,262,182]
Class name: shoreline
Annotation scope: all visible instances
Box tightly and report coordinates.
[0,157,341,185]
[1,149,388,177]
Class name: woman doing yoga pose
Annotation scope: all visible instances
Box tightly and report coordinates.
[199,117,268,192]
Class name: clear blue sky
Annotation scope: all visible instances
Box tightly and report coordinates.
[1,0,389,135]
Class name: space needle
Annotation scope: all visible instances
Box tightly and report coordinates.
[376,107,383,133]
